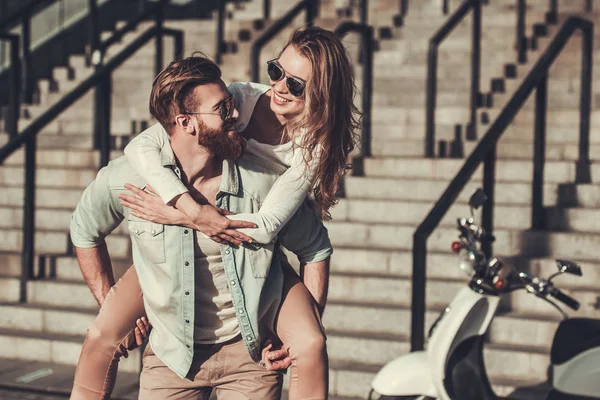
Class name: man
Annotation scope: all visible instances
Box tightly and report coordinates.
[69,55,332,399]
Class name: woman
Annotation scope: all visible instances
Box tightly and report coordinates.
[71,26,360,400]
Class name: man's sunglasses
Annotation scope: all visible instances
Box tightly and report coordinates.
[181,93,235,122]
[266,59,306,98]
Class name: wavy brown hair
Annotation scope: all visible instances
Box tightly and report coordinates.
[282,26,361,220]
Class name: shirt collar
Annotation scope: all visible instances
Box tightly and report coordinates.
[219,159,241,196]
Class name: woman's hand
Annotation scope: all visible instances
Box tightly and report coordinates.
[260,338,292,371]
[120,184,187,225]
[122,317,152,358]
[119,184,257,246]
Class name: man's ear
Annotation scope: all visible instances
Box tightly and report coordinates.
[174,115,195,134]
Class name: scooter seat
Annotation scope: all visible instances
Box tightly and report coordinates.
[551,318,600,365]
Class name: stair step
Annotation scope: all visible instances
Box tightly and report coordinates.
[325,221,600,261]
[0,327,140,373]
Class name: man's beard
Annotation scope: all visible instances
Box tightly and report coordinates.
[197,122,244,160]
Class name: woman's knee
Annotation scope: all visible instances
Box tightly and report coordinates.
[289,328,327,360]
[85,319,124,352]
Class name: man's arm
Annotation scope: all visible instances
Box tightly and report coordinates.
[70,162,125,306]
[300,257,330,316]
[75,243,115,307]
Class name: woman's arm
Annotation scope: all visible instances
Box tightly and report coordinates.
[123,125,256,244]
[124,125,189,205]
[227,146,320,244]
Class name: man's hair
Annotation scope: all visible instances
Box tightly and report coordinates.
[149,53,222,129]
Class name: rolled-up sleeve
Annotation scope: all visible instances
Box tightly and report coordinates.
[70,164,124,248]
[278,203,333,263]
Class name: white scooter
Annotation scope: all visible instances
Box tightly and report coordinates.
[369,189,590,400]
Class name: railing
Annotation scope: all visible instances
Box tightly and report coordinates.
[517,0,527,64]
[410,16,593,351]
[250,0,317,82]
[0,24,183,303]
[0,33,20,139]
[334,21,374,176]
[215,0,226,64]
[425,0,481,158]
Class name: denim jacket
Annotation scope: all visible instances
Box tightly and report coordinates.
[70,142,333,378]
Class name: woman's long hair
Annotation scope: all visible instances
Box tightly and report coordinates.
[282,26,362,220]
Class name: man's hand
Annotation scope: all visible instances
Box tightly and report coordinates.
[260,339,292,371]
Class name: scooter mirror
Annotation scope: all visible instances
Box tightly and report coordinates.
[469,188,488,210]
[555,259,582,276]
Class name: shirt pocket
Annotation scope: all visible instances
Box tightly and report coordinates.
[247,242,274,278]
[128,217,166,264]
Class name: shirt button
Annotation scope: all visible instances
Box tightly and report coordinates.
[246,336,252,341]
[185,291,190,295]
[225,249,231,255]
[151,230,156,235]
[230,280,236,286]
[184,229,189,234]
[184,261,189,266]
[238,309,245,315]
[134,229,139,234]
[186,344,191,348]
[185,319,190,324]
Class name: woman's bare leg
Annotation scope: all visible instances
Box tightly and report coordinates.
[275,262,328,400]
[70,266,145,400]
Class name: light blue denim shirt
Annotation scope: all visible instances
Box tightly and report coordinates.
[70,143,333,378]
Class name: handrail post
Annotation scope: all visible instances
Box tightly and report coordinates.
[481,144,495,258]
[532,73,547,229]
[361,0,368,24]
[87,0,100,67]
[517,0,527,64]
[21,135,36,303]
[99,73,111,168]
[307,0,316,26]
[155,1,165,77]
[467,0,481,141]
[411,235,426,351]
[443,0,449,15]
[425,45,437,157]
[548,0,558,23]
[216,0,225,64]
[360,25,373,163]
[1,34,21,139]
[21,9,33,104]
[576,23,593,184]
[264,0,271,20]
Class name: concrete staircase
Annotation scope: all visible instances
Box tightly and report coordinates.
[1,0,600,399]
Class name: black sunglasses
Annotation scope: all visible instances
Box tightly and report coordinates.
[181,93,235,122]
[266,59,306,98]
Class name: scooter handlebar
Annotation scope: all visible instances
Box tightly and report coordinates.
[551,288,581,311]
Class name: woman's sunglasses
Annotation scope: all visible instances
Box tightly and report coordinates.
[181,93,235,122]
[266,59,306,98]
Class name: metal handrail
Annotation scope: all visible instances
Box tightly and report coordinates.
[0,0,55,32]
[425,0,481,157]
[0,33,20,139]
[250,0,317,82]
[411,16,593,352]
[0,25,184,303]
[334,21,374,175]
